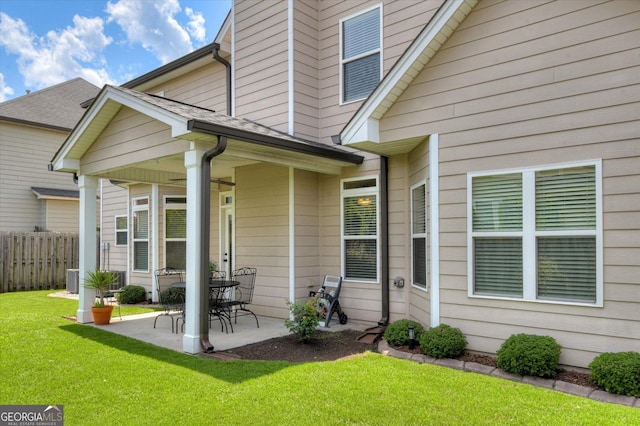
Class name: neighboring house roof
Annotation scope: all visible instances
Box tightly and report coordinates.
[0,78,100,131]
[52,85,363,177]
[31,187,79,200]
[340,0,478,155]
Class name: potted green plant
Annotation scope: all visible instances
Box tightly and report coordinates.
[83,268,120,325]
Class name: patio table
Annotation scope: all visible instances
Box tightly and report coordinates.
[171,280,239,333]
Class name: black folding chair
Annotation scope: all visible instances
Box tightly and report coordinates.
[225,267,259,328]
[153,267,185,333]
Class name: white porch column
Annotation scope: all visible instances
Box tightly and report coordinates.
[77,175,98,323]
[183,149,205,354]
[429,134,440,327]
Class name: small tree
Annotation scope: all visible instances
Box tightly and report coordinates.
[84,269,119,307]
[285,297,320,342]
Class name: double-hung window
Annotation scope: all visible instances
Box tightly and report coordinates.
[340,5,382,103]
[164,197,186,270]
[342,177,378,281]
[132,197,149,271]
[115,215,128,246]
[411,183,427,289]
[469,162,601,305]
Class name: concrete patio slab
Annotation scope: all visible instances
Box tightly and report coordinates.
[89,310,368,354]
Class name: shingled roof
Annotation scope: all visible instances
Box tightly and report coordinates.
[0,78,99,131]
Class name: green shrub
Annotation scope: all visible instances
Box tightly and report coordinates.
[284,297,320,342]
[589,352,640,397]
[419,324,467,359]
[116,285,147,304]
[496,334,561,378]
[383,319,424,347]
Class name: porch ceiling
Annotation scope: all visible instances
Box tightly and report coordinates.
[52,85,363,183]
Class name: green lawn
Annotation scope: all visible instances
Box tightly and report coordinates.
[1,291,638,425]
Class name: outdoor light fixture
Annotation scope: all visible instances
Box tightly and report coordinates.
[357,197,372,206]
[408,325,416,350]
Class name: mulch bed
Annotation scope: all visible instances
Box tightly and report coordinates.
[224,330,597,388]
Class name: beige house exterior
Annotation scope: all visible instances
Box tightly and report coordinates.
[0,79,99,232]
[52,0,639,368]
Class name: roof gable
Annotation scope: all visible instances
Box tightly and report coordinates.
[340,0,478,154]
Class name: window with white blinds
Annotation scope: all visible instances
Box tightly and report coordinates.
[115,215,128,246]
[411,183,427,289]
[132,198,149,271]
[469,162,600,305]
[340,5,381,103]
[342,178,378,281]
[165,197,186,270]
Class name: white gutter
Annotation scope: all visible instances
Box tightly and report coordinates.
[429,134,440,327]
[288,0,294,136]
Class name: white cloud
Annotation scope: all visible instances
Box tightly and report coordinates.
[185,7,206,43]
[0,73,15,102]
[0,12,114,91]
[106,0,195,64]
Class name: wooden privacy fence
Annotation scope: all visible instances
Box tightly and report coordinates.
[0,232,79,292]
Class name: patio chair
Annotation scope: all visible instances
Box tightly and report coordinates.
[153,267,185,333]
[207,270,232,333]
[309,275,347,327]
[225,267,259,328]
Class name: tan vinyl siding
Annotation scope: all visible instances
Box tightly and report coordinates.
[234,163,290,318]
[235,0,290,132]
[292,0,321,142]
[293,169,321,297]
[379,0,640,367]
[45,200,80,233]
[80,107,191,177]
[99,180,128,274]
[318,0,444,145]
[0,122,76,232]
[142,63,228,112]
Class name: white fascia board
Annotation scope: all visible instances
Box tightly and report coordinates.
[341,0,474,146]
[349,118,380,145]
[52,157,80,172]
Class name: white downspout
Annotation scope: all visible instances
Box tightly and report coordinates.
[429,134,440,327]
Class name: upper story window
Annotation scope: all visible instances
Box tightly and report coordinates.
[342,177,379,282]
[468,162,602,306]
[340,5,382,104]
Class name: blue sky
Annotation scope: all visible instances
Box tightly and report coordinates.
[0,0,231,102]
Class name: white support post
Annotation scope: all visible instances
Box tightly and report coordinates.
[183,149,204,354]
[429,134,440,328]
[77,175,99,323]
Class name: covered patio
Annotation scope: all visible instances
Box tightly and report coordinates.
[88,308,366,354]
[51,85,363,355]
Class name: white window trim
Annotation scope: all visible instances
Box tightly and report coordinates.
[466,160,603,307]
[341,176,380,283]
[339,3,383,105]
[114,214,128,247]
[164,196,187,270]
[132,196,149,273]
[411,181,428,291]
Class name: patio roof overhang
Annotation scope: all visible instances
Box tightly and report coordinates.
[51,85,363,183]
